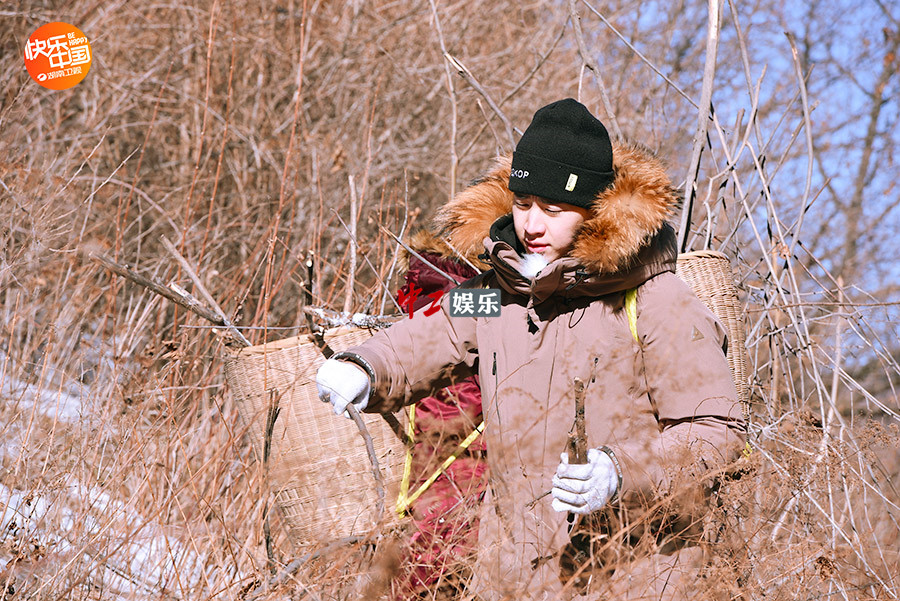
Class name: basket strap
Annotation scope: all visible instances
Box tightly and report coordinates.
[395,403,485,518]
[624,288,639,344]
[395,404,417,517]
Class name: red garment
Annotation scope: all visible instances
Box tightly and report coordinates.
[393,251,487,597]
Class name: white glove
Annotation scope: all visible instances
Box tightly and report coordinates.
[551,448,619,515]
[316,359,371,418]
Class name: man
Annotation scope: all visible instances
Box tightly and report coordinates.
[317,98,746,600]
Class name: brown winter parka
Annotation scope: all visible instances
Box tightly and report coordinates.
[340,142,747,600]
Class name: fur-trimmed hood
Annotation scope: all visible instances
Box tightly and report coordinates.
[433,141,679,276]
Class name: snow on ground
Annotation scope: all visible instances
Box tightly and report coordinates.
[0,346,88,423]
[0,374,86,423]
[0,353,223,598]
[0,479,210,598]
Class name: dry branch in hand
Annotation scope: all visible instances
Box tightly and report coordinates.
[567,377,588,464]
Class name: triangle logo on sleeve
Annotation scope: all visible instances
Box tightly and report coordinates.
[691,326,705,342]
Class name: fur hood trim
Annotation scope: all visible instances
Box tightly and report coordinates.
[433,141,678,274]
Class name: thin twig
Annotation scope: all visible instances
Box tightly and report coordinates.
[377,224,459,285]
[332,210,403,314]
[726,0,765,149]
[579,0,698,109]
[91,254,250,347]
[443,53,516,149]
[568,0,622,139]
[160,235,251,346]
[460,22,567,159]
[770,278,844,542]
[262,390,281,572]
[677,0,722,253]
[302,306,400,329]
[428,0,458,199]
[784,32,815,257]
[379,173,410,314]
[440,236,482,274]
[344,175,359,314]
[346,404,385,520]
[245,536,363,600]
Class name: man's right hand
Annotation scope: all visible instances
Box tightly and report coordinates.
[316,359,371,418]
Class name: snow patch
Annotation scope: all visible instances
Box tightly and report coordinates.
[0,481,213,598]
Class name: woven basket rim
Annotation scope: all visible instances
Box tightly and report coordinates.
[228,326,362,357]
[678,249,729,261]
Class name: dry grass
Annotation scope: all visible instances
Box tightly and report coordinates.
[1,1,898,599]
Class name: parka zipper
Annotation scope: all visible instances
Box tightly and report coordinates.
[491,352,499,427]
[492,352,498,407]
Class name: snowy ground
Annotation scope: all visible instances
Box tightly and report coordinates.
[0,480,207,597]
[0,361,217,599]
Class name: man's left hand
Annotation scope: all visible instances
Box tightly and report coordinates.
[551,448,619,515]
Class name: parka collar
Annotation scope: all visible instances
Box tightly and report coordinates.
[433,141,681,298]
[484,215,677,304]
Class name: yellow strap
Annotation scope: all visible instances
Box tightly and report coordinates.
[742,441,753,458]
[395,403,485,518]
[395,404,417,516]
[625,288,639,344]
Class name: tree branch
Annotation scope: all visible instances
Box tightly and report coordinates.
[677,0,722,253]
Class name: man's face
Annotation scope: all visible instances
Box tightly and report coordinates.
[512,194,591,263]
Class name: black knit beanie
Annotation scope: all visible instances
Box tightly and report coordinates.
[508,98,615,208]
